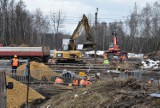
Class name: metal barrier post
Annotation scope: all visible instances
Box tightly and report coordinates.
[25,59,30,108]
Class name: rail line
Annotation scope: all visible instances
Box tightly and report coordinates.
[46,63,109,71]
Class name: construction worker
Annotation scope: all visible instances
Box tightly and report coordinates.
[119,53,123,63]
[85,77,92,86]
[11,55,19,74]
[103,59,109,65]
[103,51,108,60]
[122,55,127,63]
[54,77,64,84]
[80,78,86,88]
[72,78,79,86]
[120,54,126,63]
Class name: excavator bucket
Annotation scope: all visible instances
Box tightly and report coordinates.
[83,41,96,50]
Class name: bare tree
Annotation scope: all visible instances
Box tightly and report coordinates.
[33,8,49,45]
[50,10,64,33]
[50,10,64,49]
[0,0,9,45]
[128,3,139,52]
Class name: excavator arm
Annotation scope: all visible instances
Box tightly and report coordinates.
[53,14,95,63]
[71,14,92,41]
[70,14,95,50]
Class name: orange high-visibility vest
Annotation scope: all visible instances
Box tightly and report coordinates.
[73,79,79,86]
[12,58,19,66]
[122,55,126,60]
[80,79,86,86]
[85,81,92,86]
[103,53,107,59]
[55,78,63,84]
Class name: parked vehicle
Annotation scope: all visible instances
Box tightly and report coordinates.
[0,46,50,62]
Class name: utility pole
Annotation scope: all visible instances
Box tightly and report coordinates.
[94,8,98,64]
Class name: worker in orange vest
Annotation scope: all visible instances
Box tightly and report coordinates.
[54,77,64,84]
[72,78,79,86]
[85,77,92,86]
[122,55,126,63]
[119,53,124,63]
[11,55,19,73]
[120,54,126,63]
[80,78,86,88]
[103,51,108,60]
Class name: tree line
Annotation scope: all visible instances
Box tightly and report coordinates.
[0,0,159,54]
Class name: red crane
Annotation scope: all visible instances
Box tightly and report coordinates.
[107,32,127,61]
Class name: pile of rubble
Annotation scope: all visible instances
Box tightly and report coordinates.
[141,51,160,70]
[147,51,160,60]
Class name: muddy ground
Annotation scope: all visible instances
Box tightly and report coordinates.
[27,75,160,108]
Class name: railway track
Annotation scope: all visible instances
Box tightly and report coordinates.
[46,63,109,72]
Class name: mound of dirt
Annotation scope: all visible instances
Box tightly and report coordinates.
[147,51,160,60]
[18,61,59,80]
[19,44,29,47]
[9,44,18,47]
[41,77,160,108]
[109,62,138,70]
[6,76,45,108]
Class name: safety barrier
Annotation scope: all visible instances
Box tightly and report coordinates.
[5,69,146,83]
[1,63,156,84]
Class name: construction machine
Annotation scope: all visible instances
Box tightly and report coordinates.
[53,14,95,63]
[107,32,127,61]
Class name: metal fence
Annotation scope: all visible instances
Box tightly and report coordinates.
[0,59,156,84]
[3,67,148,84]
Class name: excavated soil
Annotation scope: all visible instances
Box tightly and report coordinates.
[17,61,60,81]
[6,76,45,108]
[7,59,160,107]
[6,61,61,107]
[38,77,160,108]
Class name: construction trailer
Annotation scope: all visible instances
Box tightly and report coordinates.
[0,46,50,62]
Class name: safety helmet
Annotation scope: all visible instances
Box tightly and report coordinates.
[14,55,17,58]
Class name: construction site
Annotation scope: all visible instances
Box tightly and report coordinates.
[0,0,160,108]
[3,51,160,108]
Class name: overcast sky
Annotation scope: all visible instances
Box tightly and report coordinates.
[23,0,158,34]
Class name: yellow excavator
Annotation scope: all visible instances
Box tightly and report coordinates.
[53,14,95,63]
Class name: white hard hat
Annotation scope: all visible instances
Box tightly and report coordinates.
[14,55,17,58]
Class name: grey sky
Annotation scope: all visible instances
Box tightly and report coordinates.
[23,0,158,34]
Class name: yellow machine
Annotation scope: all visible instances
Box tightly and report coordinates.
[54,14,95,63]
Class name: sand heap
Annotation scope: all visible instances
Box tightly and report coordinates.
[6,76,45,108]
[18,61,58,81]
[19,44,29,47]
